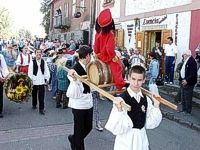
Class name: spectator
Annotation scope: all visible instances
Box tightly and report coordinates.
[69,40,76,51]
[179,50,197,114]
[164,37,177,84]
[56,58,70,109]
[151,41,163,62]
[129,48,145,67]
[146,52,159,87]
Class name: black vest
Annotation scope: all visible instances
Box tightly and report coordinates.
[120,91,148,129]
[33,59,45,76]
[73,62,90,94]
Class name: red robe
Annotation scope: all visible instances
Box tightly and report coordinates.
[94,31,125,90]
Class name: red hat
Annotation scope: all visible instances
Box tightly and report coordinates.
[98,8,112,27]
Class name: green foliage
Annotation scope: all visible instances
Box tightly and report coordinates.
[40,0,51,35]
[18,28,32,39]
[0,7,12,38]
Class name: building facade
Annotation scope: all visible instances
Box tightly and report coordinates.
[49,0,91,45]
[98,0,200,64]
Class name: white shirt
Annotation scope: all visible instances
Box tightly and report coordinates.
[127,87,144,103]
[66,61,93,109]
[105,87,162,150]
[180,56,190,79]
[28,59,50,85]
[0,54,9,78]
[16,53,30,66]
[130,54,145,67]
[164,43,177,57]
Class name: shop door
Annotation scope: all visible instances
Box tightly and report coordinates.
[160,29,172,75]
[136,32,144,55]
[161,29,172,47]
[115,29,124,49]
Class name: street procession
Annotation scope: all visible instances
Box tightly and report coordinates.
[0,0,200,150]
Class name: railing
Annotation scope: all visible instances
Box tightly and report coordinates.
[53,16,70,29]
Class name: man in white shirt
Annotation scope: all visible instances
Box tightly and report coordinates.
[179,50,197,114]
[15,46,31,74]
[0,54,9,118]
[164,37,178,84]
[67,45,93,150]
[129,48,145,67]
[28,49,50,115]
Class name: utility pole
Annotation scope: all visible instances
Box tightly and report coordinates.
[89,0,96,46]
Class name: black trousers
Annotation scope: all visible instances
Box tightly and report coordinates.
[0,82,3,113]
[32,85,45,110]
[181,84,195,113]
[72,108,93,150]
[56,90,69,107]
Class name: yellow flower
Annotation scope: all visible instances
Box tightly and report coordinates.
[15,86,24,94]
[23,86,28,91]
[7,93,14,99]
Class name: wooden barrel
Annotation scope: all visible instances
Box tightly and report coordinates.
[87,59,113,85]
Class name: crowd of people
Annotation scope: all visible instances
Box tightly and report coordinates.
[0,37,106,132]
[0,7,199,150]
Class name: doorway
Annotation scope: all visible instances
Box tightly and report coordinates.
[136,29,172,75]
[145,30,162,57]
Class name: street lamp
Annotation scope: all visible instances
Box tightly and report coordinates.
[74,6,87,18]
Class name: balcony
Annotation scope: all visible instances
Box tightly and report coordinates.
[53,15,70,29]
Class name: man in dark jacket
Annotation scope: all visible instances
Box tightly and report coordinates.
[179,50,197,114]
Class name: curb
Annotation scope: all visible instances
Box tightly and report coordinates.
[162,111,200,132]
[159,88,200,108]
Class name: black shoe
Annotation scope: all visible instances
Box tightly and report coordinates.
[0,113,3,118]
[32,106,37,109]
[56,104,61,108]
[68,134,75,150]
[62,106,68,109]
[39,110,45,115]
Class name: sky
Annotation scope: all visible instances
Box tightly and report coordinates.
[0,0,45,37]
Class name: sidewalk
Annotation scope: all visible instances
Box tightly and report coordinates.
[158,83,200,131]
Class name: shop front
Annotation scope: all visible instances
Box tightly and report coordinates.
[135,12,191,75]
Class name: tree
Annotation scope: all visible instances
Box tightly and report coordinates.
[18,28,32,39]
[0,7,12,38]
[40,0,51,35]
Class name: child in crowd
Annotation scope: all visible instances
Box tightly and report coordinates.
[56,58,70,109]
[146,52,159,87]
[105,65,162,150]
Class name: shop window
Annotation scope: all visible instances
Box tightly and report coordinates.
[115,29,124,49]
[72,0,76,17]
[54,8,62,26]
[64,3,69,18]
[80,0,85,12]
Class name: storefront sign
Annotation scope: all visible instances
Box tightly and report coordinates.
[142,15,167,25]
[141,25,167,31]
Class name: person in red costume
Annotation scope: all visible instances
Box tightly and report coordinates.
[94,8,125,91]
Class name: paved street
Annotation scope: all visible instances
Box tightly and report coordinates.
[0,90,200,150]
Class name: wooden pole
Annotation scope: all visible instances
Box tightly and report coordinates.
[141,87,177,110]
[62,66,131,111]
